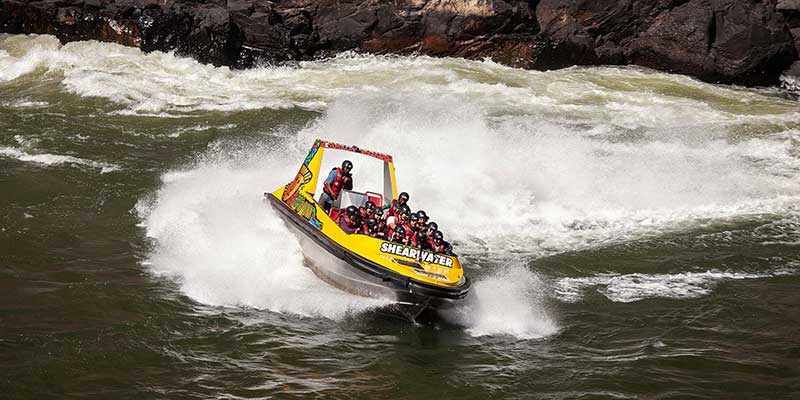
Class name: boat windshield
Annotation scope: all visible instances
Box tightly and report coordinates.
[312,147,395,209]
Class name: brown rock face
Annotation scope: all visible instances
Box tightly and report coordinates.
[1,0,798,87]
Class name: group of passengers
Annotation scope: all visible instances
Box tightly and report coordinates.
[321,161,453,255]
[338,193,454,255]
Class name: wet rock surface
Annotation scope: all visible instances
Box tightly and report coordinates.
[2,0,799,87]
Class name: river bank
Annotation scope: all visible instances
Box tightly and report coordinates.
[3,0,800,89]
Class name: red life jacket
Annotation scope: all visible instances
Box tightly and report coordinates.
[386,199,406,219]
[426,237,436,251]
[401,223,415,244]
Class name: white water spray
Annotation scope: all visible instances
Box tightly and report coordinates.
[441,264,559,339]
[9,34,794,336]
[136,143,393,319]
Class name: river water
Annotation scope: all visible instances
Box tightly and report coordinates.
[1,34,799,398]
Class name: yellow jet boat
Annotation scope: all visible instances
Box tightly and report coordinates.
[266,139,470,311]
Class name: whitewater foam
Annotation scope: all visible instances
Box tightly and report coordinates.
[555,268,798,303]
[0,146,120,173]
[441,264,559,339]
[3,34,800,129]
[1,99,49,108]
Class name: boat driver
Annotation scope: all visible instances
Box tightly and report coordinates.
[320,160,354,213]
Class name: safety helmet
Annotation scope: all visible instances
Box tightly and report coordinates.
[398,192,409,202]
[395,226,406,236]
[409,213,419,223]
[366,217,377,228]
[400,204,411,215]
[346,205,358,217]
[342,160,353,171]
[433,230,443,242]
[399,209,410,219]
[373,208,383,218]
[416,210,427,221]
[364,201,375,211]
[427,221,438,231]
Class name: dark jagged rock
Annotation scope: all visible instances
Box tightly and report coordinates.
[1,0,799,88]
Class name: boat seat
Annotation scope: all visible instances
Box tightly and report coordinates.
[329,208,342,221]
[365,191,383,209]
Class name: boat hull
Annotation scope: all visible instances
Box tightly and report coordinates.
[268,195,470,309]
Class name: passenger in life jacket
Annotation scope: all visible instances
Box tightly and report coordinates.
[413,230,426,248]
[373,207,384,222]
[338,205,361,234]
[320,160,354,213]
[362,216,375,236]
[359,201,376,220]
[416,210,428,225]
[385,192,410,219]
[430,230,454,255]
[364,217,386,239]
[387,205,410,230]
[387,208,409,231]
[398,210,412,231]
[373,208,387,235]
[412,211,427,232]
[408,213,420,232]
[421,221,438,250]
[390,226,406,244]
[402,212,419,245]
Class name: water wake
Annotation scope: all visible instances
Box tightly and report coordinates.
[0,145,120,173]
[555,267,798,303]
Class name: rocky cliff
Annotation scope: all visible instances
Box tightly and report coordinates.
[2,0,800,87]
